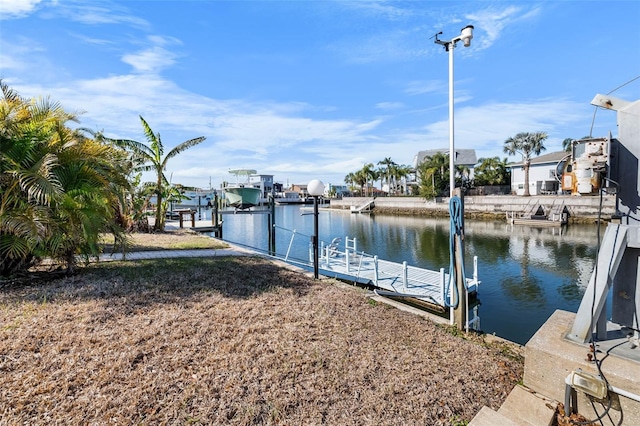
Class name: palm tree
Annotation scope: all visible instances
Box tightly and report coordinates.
[369,168,380,196]
[377,157,396,194]
[375,166,385,193]
[456,164,471,190]
[103,116,205,231]
[51,132,130,269]
[360,163,376,196]
[0,80,129,275]
[344,172,356,195]
[503,131,548,196]
[391,164,412,195]
[419,167,438,199]
[353,169,368,196]
[417,153,449,198]
[474,157,510,186]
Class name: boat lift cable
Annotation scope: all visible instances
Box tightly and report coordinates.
[588,74,640,137]
[444,196,467,308]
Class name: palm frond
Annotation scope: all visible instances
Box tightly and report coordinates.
[139,116,163,159]
[163,136,206,164]
[106,137,155,159]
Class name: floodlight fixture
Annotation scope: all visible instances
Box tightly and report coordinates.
[308,179,325,197]
[307,179,325,279]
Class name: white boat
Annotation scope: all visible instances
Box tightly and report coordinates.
[224,169,262,209]
[275,190,307,205]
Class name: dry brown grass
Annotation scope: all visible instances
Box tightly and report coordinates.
[100,230,228,252]
[0,257,522,425]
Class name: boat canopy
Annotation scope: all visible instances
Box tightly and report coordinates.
[229,169,257,176]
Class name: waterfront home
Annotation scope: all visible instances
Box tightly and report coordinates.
[508,150,568,196]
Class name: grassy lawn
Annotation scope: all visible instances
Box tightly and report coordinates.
[100,230,228,252]
[0,257,523,425]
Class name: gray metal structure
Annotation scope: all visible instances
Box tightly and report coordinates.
[568,94,640,348]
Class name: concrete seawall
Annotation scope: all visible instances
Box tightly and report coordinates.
[329,195,616,222]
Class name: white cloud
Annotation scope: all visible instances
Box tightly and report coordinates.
[466,5,541,51]
[120,35,183,74]
[9,56,606,189]
[404,80,441,96]
[69,32,113,46]
[419,98,586,164]
[61,3,149,28]
[340,1,414,21]
[0,0,42,19]
[122,46,178,74]
[148,35,182,46]
[5,1,620,189]
[376,102,404,110]
[10,70,389,186]
[0,36,51,77]
[333,27,430,64]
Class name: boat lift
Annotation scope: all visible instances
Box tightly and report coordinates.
[567,94,640,351]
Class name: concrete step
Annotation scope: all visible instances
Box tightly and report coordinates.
[469,385,558,426]
[497,384,558,426]
[468,406,518,426]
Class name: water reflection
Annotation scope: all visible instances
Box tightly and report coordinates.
[198,206,598,345]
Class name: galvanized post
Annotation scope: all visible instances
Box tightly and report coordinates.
[374,256,379,286]
[403,261,408,289]
[452,187,467,331]
[269,186,276,254]
[440,268,446,306]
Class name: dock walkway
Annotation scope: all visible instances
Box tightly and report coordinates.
[310,237,479,308]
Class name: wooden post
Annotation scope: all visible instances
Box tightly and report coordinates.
[453,187,467,331]
[212,193,222,238]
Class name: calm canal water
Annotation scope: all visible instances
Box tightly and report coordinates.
[196,204,599,345]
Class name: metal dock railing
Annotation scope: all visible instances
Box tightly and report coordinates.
[314,236,479,308]
[233,227,481,329]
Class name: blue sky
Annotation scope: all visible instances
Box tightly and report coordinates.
[1,1,639,190]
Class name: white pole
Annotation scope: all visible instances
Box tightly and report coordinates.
[448,41,455,198]
[448,40,456,327]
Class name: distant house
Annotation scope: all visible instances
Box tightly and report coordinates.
[290,184,308,195]
[509,151,569,195]
[327,184,349,198]
[411,148,478,188]
[248,174,274,198]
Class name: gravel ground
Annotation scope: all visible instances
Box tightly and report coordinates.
[1,242,523,425]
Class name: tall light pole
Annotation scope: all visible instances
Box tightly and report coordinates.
[434,25,474,197]
[307,179,325,279]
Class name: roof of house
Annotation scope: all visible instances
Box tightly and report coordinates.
[413,148,478,168]
[508,150,570,167]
